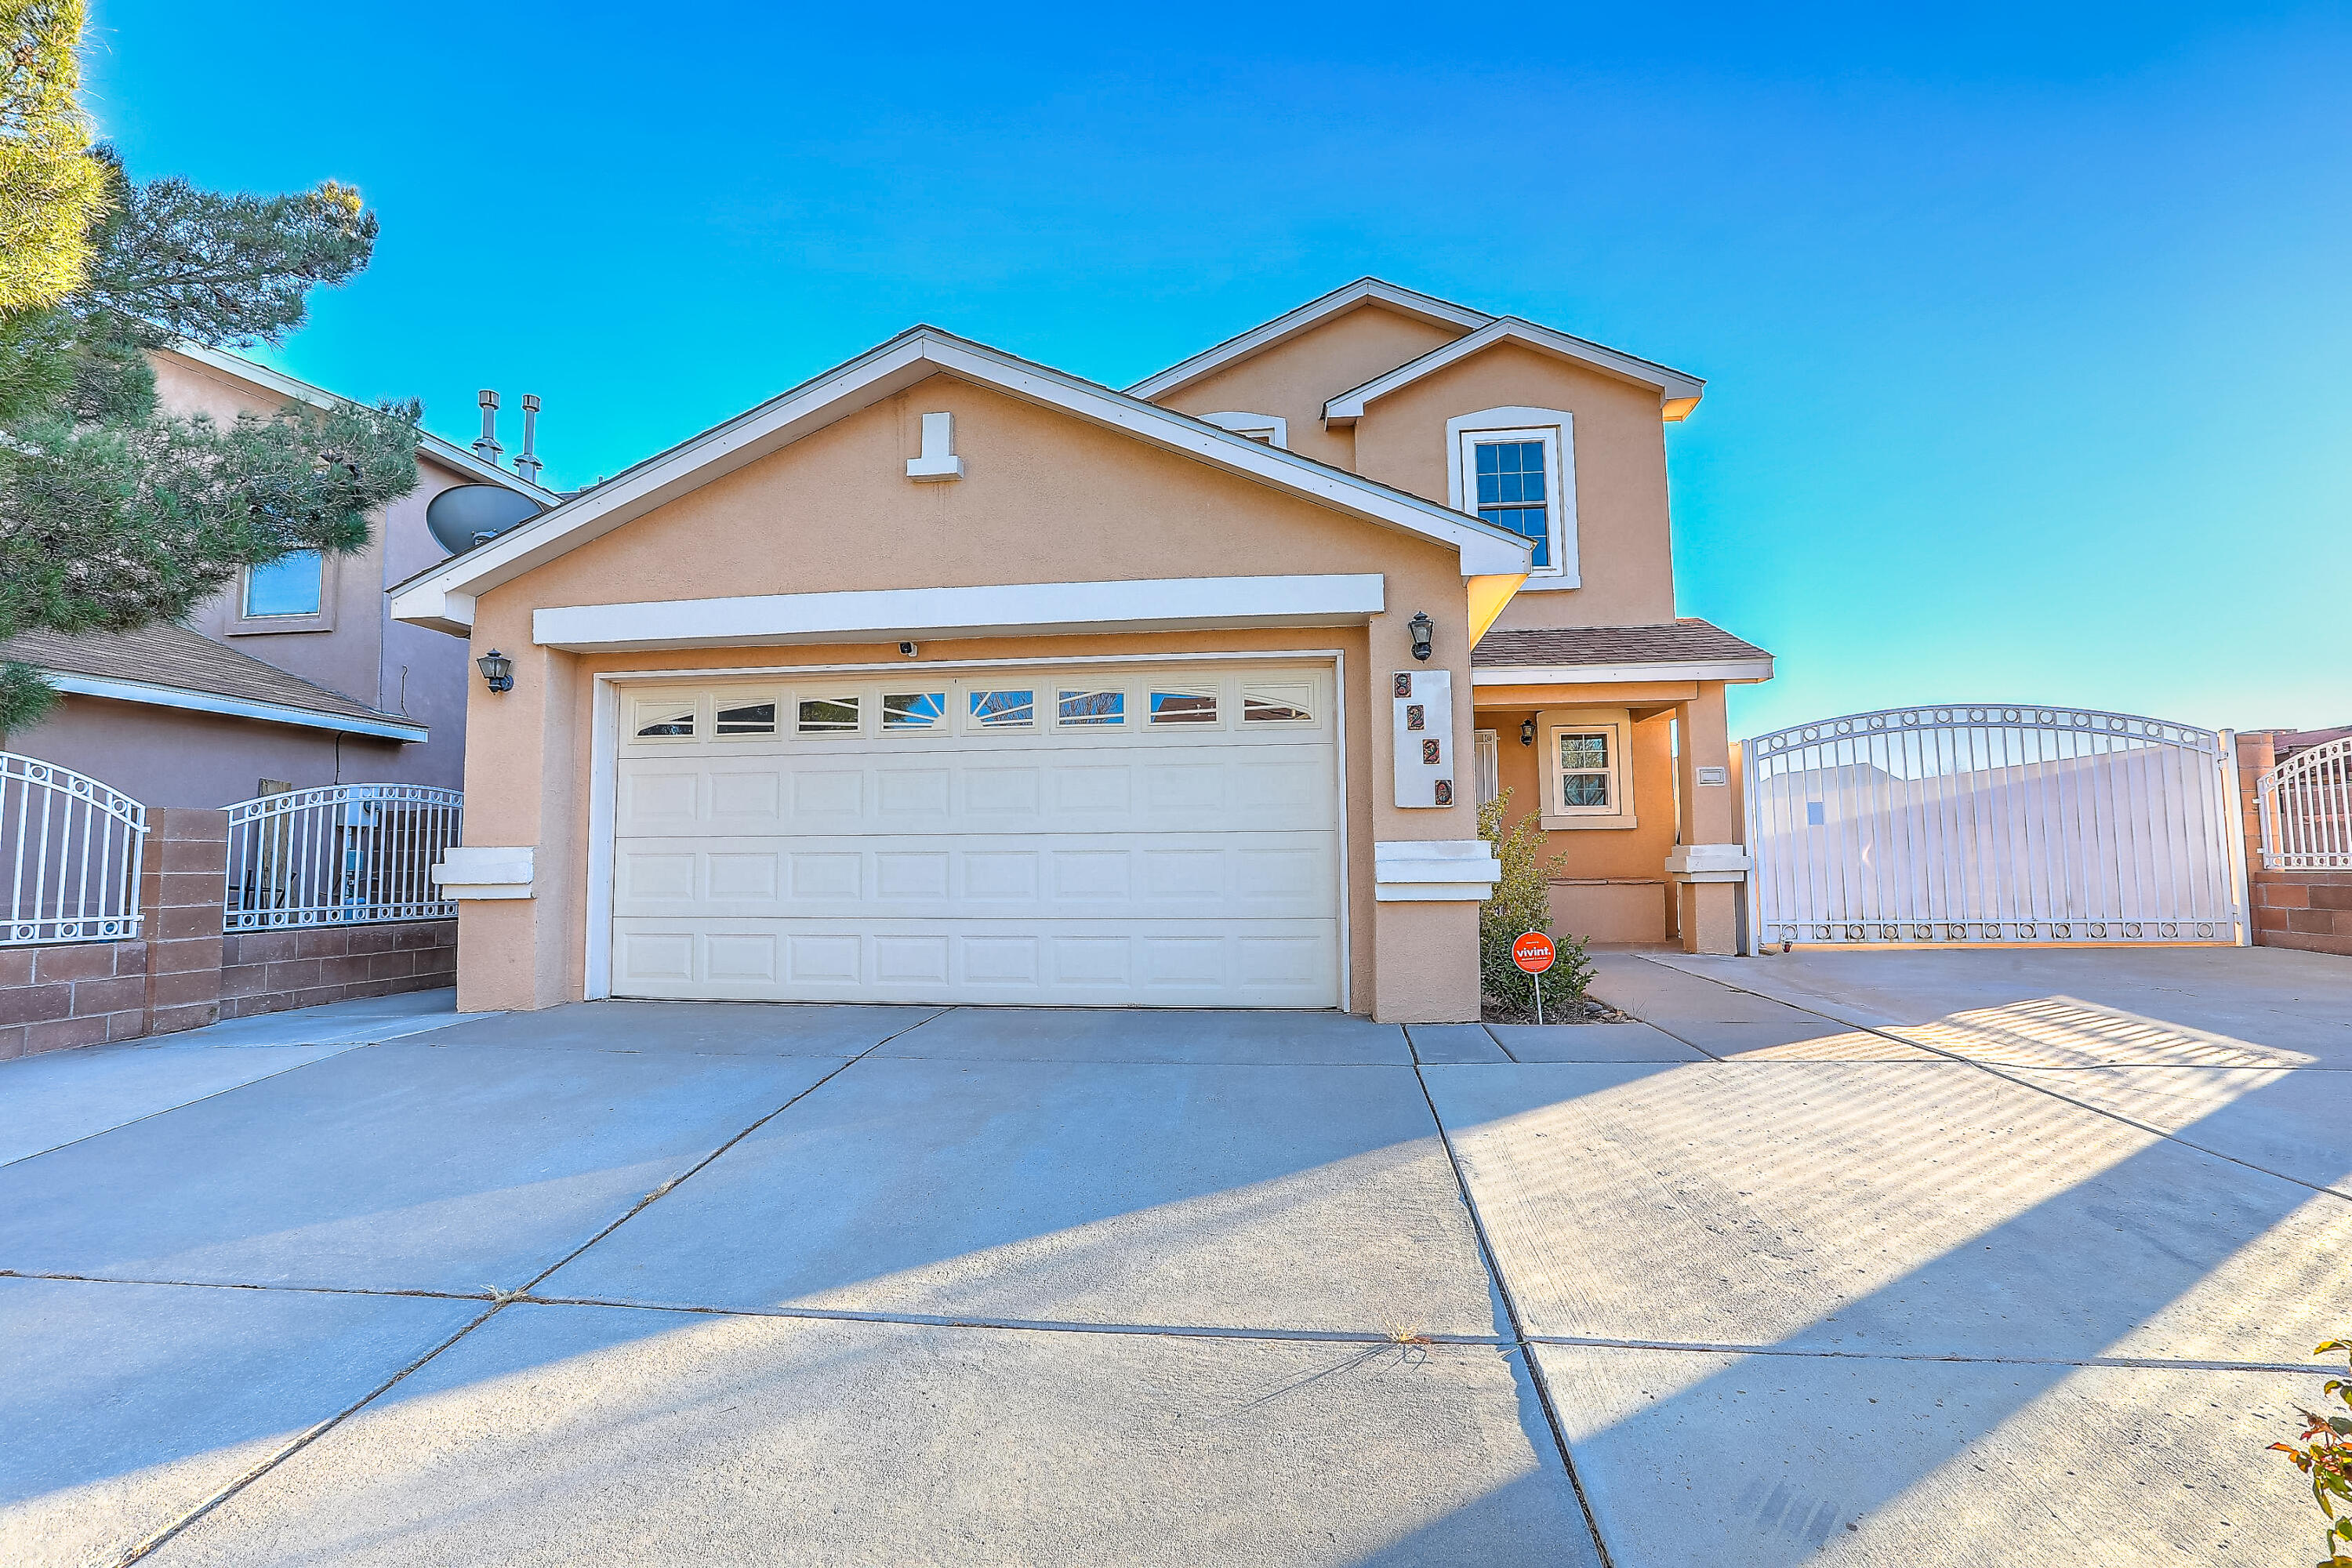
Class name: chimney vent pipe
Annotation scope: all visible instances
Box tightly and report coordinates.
[514,394,543,485]
[473,390,502,463]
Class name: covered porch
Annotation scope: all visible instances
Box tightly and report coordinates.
[1469,621,1773,954]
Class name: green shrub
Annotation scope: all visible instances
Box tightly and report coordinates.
[2272,1337,2352,1566]
[1478,789,1593,1019]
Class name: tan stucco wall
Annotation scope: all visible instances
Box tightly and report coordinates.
[1348,342,1678,628]
[1479,704,1677,946]
[456,372,1489,1019]
[1157,303,1466,472]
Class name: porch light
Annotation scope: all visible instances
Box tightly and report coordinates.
[1407,611,1434,662]
[1521,717,1536,746]
[476,648,514,693]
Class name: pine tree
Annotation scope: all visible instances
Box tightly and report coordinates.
[0,0,420,730]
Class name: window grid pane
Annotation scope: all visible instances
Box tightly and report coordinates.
[1473,439,1551,568]
[244,551,324,617]
[1558,729,1611,809]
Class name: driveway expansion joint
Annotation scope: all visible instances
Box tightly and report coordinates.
[1522,1334,2338,1374]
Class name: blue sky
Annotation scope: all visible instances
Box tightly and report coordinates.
[84,2,2349,737]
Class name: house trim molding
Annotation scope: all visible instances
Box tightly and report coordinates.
[1125,278,1493,400]
[45,672,428,742]
[1324,317,1706,424]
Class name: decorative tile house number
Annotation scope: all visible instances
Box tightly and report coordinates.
[1392,670,1454,808]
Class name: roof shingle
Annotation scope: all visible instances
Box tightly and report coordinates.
[0,622,411,728]
[1472,619,1771,668]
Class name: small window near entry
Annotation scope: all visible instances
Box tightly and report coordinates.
[968,689,1035,729]
[1557,730,1612,811]
[714,700,776,736]
[797,695,861,734]
[884,691,947,731]
[1474,731,1499,807]
[1058,688,1124,726]
[243,551,324,618]
[1149,690,1218,725]
[633,702,696,739]
[1474,440,1550,568]
[1242,684,1313,724]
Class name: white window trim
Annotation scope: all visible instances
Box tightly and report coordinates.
[1198,412,1288,449]
[1540,709,1635,830]
[1447,408,1577,589]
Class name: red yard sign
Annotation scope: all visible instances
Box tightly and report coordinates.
[1512,932,1556,975]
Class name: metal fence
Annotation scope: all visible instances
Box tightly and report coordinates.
[1744,704,2243,946]
[2258,735,2352,871]
[2,752,148,946]
[223,784,463,931]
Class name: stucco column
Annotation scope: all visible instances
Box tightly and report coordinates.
[1669,681,1744,956]
[1366,579,1493,1024]
[447,622,581,1012]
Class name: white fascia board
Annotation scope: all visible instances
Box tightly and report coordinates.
[1324,318,1707,425]
[1471,658,1775,687]
[1126,279,1493,400]
[1372,838,1504,903]
[392,331,1534,637]
[49,672,429,742]
[533,574,1388,654]
[165,342,561,504]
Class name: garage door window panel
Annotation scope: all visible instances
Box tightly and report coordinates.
[797,695,862,735]
[1058,688,1126,727]
[715,697,778,736]
[1242,684,1315,725]
[968,689,1036,731]
[884,691,948,731]
[632,698,699,739]
[1149,689,1219,725]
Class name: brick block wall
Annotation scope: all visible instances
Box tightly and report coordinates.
[0,940,152,1060]
[138,807,229,1036]
[218,919,456,1020]
[2237,731,2352,958]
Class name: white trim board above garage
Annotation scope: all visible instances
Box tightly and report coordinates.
[533,575,1387,654]
[390,327,1535,636]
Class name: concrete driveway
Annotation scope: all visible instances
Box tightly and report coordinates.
[3,949,2346,1565]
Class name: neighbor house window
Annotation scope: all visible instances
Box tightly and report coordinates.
[243,551,323,618]
[1472,439,1551,568]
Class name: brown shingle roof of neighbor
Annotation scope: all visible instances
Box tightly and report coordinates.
[1472,619,1773,667]
[0,622,405,727]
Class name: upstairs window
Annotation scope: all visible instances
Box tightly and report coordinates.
[1472,439,1551,568]
[1450,409,1575,585]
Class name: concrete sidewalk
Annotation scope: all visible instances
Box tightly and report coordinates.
[2,955,2343,1564]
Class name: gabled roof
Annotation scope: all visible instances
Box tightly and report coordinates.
[163,342,564,505]
[1124,278,1493,401]
[1325,318,1707,425]
[2,622,427,741]
[389,325,1536,635]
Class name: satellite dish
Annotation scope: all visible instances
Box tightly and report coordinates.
[426,484,544,556]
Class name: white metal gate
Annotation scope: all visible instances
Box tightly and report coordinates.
[1744,704,2243,946]
[2258,735,2352,870]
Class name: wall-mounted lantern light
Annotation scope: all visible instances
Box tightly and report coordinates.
[1407,611,1434,662]
[1520,717,1536,747]
[476,648,514,693]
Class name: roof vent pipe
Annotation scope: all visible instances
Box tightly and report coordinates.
[473,390,502,463]
[514,394,543,485]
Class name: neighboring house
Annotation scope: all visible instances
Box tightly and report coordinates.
[0,344,558,809]
[394,278,1770,1023]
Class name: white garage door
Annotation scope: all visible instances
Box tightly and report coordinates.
[608,664,1341,1006]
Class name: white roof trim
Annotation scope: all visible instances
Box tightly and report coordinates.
[1472,658,1773,687]
[1325,318,1707,425]
[49,671,429,741]
[532,574,1387,654]
[1125,278,1493,401]
[162,342,563,504]
[391,328,1533,634]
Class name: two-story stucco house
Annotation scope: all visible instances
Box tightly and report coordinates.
[0,345,557,809]
[395,280,1770,1023]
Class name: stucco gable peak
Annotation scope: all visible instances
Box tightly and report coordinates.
[1323,317,1708,425]
[1123,278,1494,401]
[387,323,1534,635]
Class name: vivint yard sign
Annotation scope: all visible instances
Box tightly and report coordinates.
[1393,670,1454,808]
